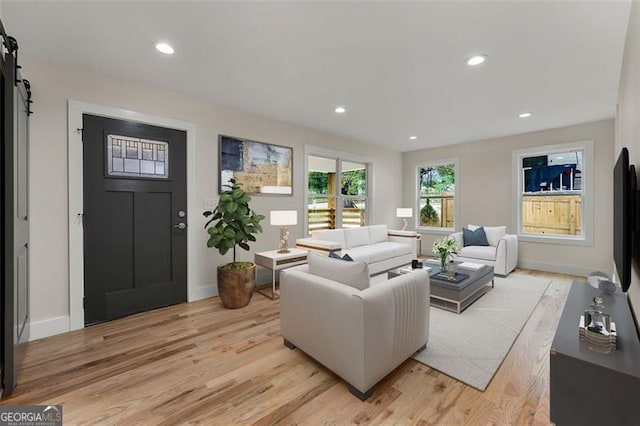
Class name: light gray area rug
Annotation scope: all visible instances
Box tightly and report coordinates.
[412,273,552,391]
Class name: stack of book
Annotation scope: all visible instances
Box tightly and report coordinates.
[458,262,484,271]
[579,315,617,353]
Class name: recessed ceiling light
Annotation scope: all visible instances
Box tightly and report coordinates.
[334,106,346,114]
[466,54,487,66]
[155,42,175,55]
[409,136,418,140]
[519,112,532,118]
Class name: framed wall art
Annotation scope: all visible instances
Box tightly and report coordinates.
[219,135,293,195]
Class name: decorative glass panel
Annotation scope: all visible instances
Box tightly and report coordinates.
[107,135,169,179]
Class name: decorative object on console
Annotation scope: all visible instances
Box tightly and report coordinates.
[579,296,616,354]
[598,280,617,295]
[396,208,413,231]
[270,210,297,253]
[219,134,293,195]
[411,259,423,269]
[432,236,460,270]
[203,178,265,309]
[587,271,617,295]
[587,270,609,288]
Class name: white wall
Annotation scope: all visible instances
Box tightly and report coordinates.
[403,119,615,276]
[617,0,640,328]
[21,55,403,336]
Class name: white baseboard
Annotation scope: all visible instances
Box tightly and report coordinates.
[29,315,70,341]
[518,260,607,278]
[29,288,218,341]
[189,284,217,302]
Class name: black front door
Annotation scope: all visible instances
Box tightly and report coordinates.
[83,114,187,325]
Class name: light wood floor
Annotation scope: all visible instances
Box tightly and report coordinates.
[1,269,578,425]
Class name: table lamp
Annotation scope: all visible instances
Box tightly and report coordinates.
[270,210,298,253]
[396,208,413,231]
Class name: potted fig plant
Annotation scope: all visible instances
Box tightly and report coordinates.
[204,179,265,308]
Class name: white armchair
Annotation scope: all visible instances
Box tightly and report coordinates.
[449,225,518,276]
[280,264,430,400]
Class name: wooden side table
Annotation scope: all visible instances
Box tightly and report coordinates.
[254,248,308,299]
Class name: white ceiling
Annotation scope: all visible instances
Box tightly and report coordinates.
[2,1,631,152]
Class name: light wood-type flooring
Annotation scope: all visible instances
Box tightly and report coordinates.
[1,269,578,425]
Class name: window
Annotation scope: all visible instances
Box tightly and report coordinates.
[513,141,593,244]
[307,154,369,234]
[107,134,168,179]
[341,161,367,228]
[417,161,456,231]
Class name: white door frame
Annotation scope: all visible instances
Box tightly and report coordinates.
[67,100,200,330]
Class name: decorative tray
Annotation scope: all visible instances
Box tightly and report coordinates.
[429,271,470,283]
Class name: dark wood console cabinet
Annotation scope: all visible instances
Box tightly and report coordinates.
[550,281,640,425]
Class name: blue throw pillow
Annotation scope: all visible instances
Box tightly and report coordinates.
[463,227,489,247]
[329,252,354,261]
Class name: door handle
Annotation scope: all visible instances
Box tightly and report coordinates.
[173,222,186,230]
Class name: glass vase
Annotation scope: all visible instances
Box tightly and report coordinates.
[440,255,447,271]
[447,260,456,281]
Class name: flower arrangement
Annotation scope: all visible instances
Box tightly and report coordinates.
[432,237,460,270]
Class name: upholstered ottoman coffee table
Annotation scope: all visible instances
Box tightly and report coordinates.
[397,261,494,313]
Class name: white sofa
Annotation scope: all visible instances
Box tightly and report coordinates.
[296,225,419,275]
[280,254,430,400]
[449,225,518,276]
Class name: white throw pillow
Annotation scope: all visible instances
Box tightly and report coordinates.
[468,224,506,247]
[344,227,370,248]
[307,252,370,290]
[368,225,388,244]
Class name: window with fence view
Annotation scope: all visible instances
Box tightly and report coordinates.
[520,150,582,236]
[418,163,455,229]
[307,155,367,234]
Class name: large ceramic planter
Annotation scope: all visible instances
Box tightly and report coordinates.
[217,264,256,309]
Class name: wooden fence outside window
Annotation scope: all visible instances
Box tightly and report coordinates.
[522,193,582,236]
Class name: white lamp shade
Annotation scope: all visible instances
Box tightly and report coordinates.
[396,208,413,218]
[270,210,298,226]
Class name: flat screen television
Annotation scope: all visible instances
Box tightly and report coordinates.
[614,147,634,292]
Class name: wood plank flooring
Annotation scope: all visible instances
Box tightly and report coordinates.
[0,269,577,425]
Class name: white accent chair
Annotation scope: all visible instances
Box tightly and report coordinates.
[279,255,430,400]
[449,225,518,276]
